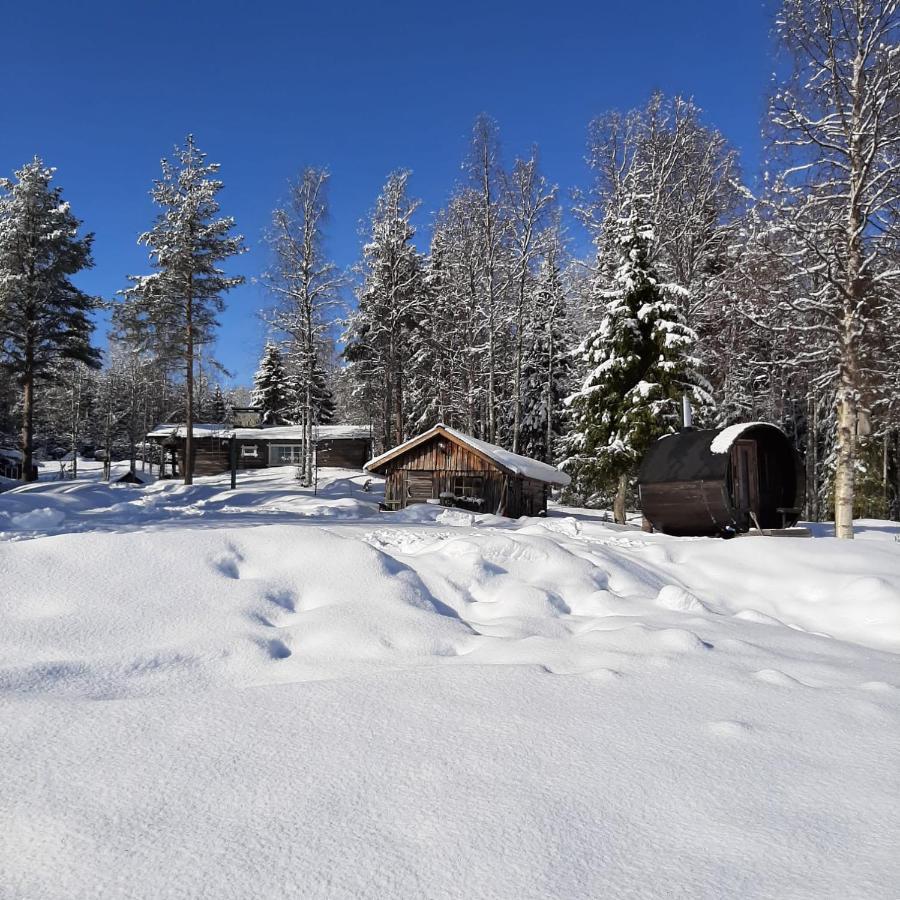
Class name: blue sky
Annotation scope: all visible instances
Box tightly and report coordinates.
[1,0,774,385]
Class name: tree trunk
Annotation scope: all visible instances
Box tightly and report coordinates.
[833,352,858,540]
[70,367,81,481]
[305,381,313,485]
[805,394,817,522]
[487,313,496,443]
[833,46,867,540]
[394,365,404,444]
[129,365,137,473]
[511,275,525,454]
[545,315,555,464]
[184,286,195,486]
[613,474,627,526]
[893,429,900,522]
[21,371,35,483]
[104,392,112,482]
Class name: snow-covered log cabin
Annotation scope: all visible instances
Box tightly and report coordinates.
[147,424,373,476]
[364,424,570,517]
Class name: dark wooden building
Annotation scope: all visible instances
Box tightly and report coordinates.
[638,422,805,537]
[0,448,36,482]
[147,424,372,477]
[364,424,570,518]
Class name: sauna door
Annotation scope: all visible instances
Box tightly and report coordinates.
[731,440,760,526]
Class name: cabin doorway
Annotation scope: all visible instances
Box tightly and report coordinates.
[730,440,760,527]
[406,471,434,504]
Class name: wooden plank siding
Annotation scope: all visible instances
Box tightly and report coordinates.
[377,433,549,518]
[172,436,368,477]
[317,439,370,469]
[177,438,267,477]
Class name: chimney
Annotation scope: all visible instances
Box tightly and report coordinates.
[682,394,693,429]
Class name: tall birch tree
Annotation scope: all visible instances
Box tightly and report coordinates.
[264,168,341,483]
[767,0,900,538]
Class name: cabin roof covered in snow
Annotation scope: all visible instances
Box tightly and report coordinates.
[364,423,571,486]
[147,424,372,441]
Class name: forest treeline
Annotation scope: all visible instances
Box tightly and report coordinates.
[1,0,899,534]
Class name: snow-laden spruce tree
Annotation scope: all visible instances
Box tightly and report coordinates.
[210,385,227,423]
[118,135,244,484]
[309,358,336,425]
[565,213,712,522]
[402,249,443,433]
[284,350,335,426]
[344,170,425,450]
[0,159,100,481]
[252,342,289,423]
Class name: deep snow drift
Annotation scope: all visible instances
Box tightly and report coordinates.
[1,465,899,899]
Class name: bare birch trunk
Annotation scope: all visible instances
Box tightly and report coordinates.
[833,325,859,539]
[834,46,866,540]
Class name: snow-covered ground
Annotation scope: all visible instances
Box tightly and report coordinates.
[1,465,899,898]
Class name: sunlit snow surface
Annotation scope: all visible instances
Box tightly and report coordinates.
[1,463,899,898]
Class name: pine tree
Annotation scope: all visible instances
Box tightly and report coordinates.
[252,341,289,422]
[565,214,712,521]
[118,135,245,484]
[0,159,100,480]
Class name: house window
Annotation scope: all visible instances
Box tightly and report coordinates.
[451,475,483,499]
[273,445,303,465]
[241,445,259,458]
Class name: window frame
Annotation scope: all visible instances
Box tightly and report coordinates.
[270,444,303,465]
[451,474,484,499]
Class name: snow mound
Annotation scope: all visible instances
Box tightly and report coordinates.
[9,507,66,530]
[1,466,899,897]
[655,584,708,612]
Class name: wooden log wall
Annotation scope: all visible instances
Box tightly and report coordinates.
[379,433,550,517]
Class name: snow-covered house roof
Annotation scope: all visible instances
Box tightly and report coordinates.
[147,424,372,442]
[364,424,571,487]
[147,423,231,439]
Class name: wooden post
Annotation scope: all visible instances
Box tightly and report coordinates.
[230,435,237,490]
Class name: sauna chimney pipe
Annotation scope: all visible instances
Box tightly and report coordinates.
[682,394,693,429]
